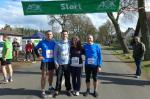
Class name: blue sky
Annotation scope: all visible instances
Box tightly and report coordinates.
[0,0,149,32]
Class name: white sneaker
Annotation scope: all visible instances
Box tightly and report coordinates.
[9,78,13,82]
[135,75,140,78]
[1,79,9,84]
[72,91,76,96]
[76,91,80,96]
[32,61,36,63]
[41,91,46,98]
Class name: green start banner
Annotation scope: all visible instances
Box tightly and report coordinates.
[22,0,120,15]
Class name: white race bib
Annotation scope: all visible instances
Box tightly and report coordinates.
[88,58,95,64]
[46,50,53,58]
[61,51,68,57]
[71,57,79,65]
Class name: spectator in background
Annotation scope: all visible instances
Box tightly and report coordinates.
[132,36,145,78]
[12,38,20,61]
[25,40,33,62]
[30,41,36,63]
[1,34,13,83]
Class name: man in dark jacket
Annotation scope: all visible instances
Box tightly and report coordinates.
[133,36,145,78]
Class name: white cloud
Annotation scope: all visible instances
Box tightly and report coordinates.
[0,0,50,30]
[145,0,150,12]
[0,0,144,32]
[86,13,108,29]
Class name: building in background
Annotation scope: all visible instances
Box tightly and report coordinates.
[0,29,23,57]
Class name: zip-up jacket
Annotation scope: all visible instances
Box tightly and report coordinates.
[54,40,70,65]
[34,39,56,62]
[83,43,102,68]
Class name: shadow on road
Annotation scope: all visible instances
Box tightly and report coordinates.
[0,88,41,97]
[14,71,41,75]
[103,60,134,63]
[82,72,150,86]
[102,52,122,55]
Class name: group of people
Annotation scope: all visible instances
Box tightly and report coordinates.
[12,38,36,63]
[34,30,102,98]
[0,29,145,98]
[0,35,36,84]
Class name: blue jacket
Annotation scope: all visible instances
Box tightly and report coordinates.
[83,43,102,68]
[35,39,56,62]
[54,40,70,65]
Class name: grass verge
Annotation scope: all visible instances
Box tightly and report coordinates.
[104,45,150,79]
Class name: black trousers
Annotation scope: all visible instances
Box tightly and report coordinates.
[55,65,71,91]
[70,66,82,91]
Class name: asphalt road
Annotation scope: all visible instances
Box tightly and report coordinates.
[0,49,150,99]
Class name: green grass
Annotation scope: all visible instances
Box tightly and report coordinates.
[106,45,150,76]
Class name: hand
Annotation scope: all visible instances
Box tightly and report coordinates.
[55,64,59,69]
[97,67,102,72]
[3,57,6,61]
[38,56,44,61]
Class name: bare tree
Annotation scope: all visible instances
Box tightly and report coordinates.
[98,20,115,44]
[107,0,137,53]
[138,0,150,60]
[48,14,96,41]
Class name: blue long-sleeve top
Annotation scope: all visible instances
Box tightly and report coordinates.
[54,40,70,65]
[83,43,102,68]
[34,39,56,62]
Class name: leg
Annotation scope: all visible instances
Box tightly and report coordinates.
[41,70,47,91]
[48,70,54,87]
[135,58,142,76]
[40,62,47,91]
[85,67,91,91]
[70,67,76,91]
[83,66,91,96]
[8,63,13,81]
[55,65,63,92]
[76,67,82,91]
[32,51,36,61]
[1,59,8,82]
[2,66,8,81]
[13,51,15,61]
[92,67,98,91]
[64,65,71,91]
[92,67,99,97]
[25,52,28,60]
[16,50,19,61]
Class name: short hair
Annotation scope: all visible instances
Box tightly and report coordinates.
[61,30,68,34]
[3,34,8,38]
[87,34,94,38]
[45,30,52,34]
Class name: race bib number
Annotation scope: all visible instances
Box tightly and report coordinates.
[71,57,79,65]
[46,50,53,58]
[61,51,68,57]
[88,58,95,64]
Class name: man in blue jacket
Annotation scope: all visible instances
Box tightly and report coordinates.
[34,30,56,97]
[83,34,102,98]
